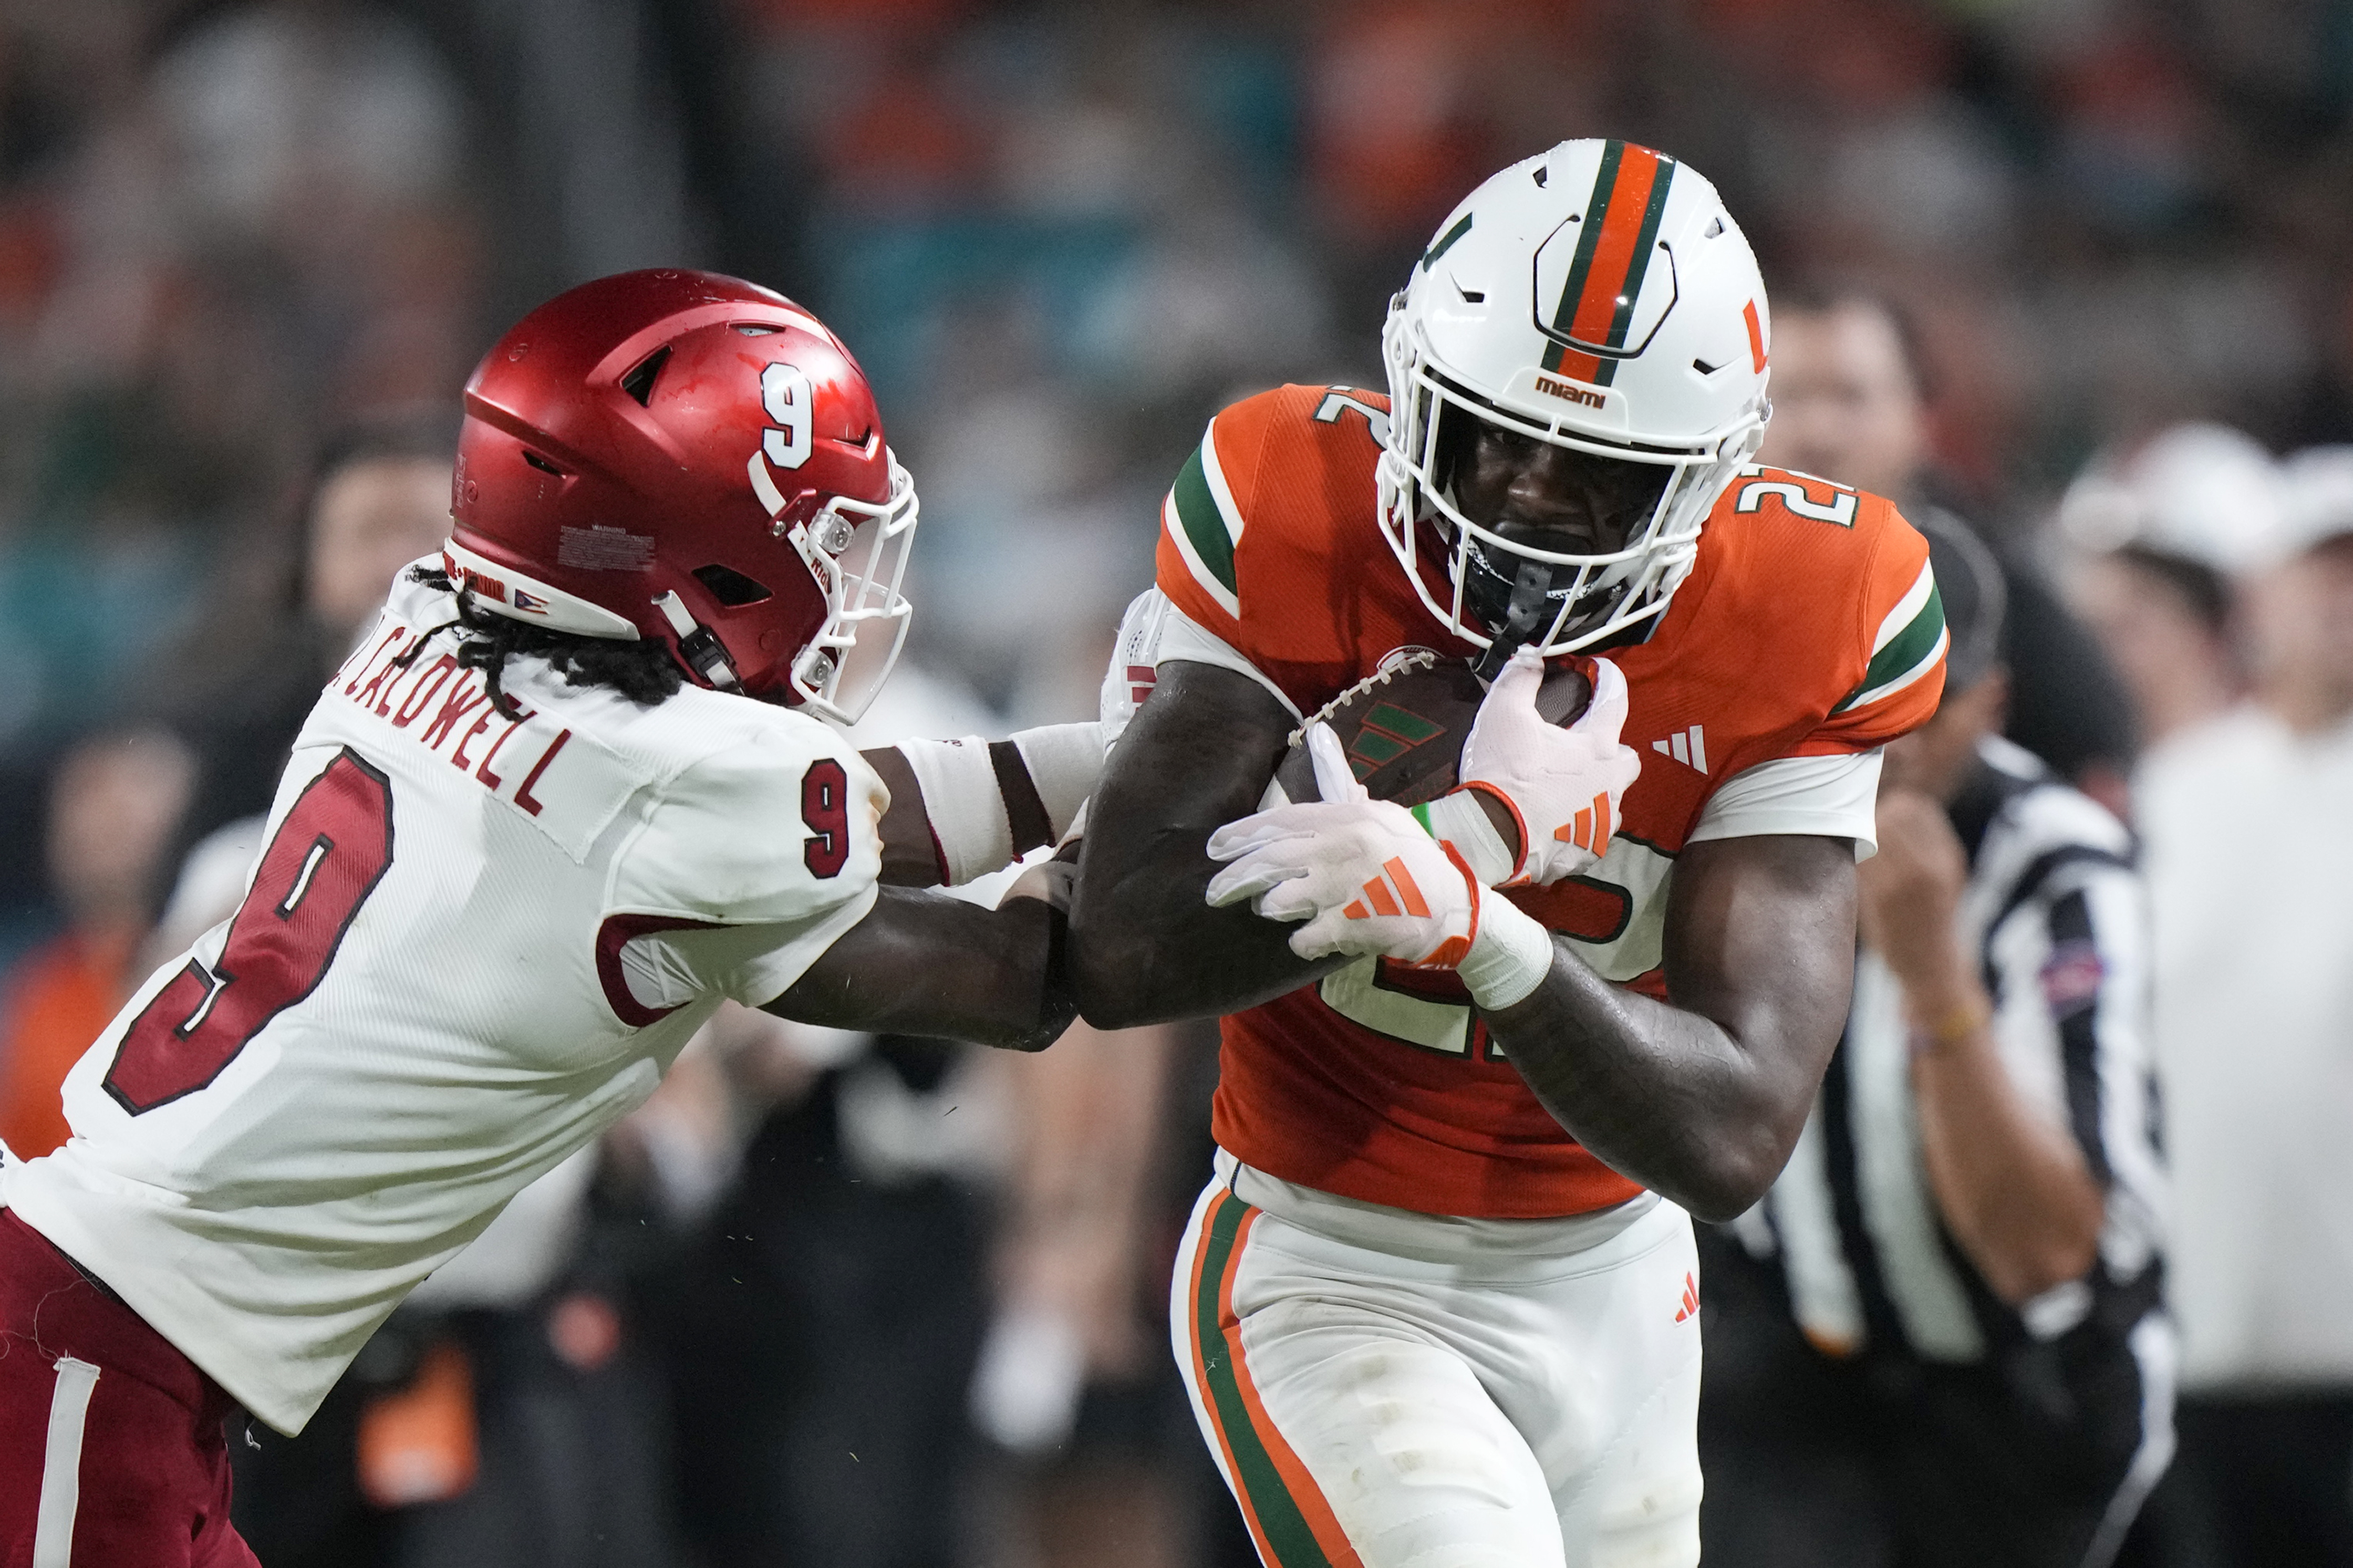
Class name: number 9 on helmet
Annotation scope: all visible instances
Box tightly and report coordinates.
[443,268,920,724]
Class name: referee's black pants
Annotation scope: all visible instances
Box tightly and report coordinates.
[1696,1234,2156,1568]
[2132,1392,2353,1568]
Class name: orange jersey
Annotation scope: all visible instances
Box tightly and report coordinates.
[1154,384,1947,1219]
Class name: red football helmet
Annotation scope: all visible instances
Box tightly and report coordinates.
[444,268,918,722]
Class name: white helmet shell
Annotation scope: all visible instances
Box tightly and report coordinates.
[1379,139,1774,655]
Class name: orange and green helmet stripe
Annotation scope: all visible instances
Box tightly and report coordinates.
[1546,141,1678,387]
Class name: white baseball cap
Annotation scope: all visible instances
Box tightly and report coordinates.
[2056,422,2286,577]
[2270,445,2353,565]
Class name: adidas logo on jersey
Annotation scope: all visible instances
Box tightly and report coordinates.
[1651,724,1708,774]
[1674,1272,1699,1324]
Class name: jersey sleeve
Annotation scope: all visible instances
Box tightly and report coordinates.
[608,723,885,1010]
[1687,749,1884,857]
[1792,503,1948,756]
[1100,587,1301,747]
[1152,384,1408,715]
[1154,393,1288,642]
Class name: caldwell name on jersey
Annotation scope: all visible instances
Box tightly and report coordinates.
[1,565,885,1435]
[1137,383,1946,1221]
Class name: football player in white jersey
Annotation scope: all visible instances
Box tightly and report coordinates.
[0,269,1092,1567]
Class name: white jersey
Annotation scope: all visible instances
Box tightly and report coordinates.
[2,567,885,1433]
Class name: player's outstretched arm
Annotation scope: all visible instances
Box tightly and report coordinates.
[1484,834,1857,1221]
[1067,661,1345,1028]
[862,722,1103,887]
[765,887,1077,1052]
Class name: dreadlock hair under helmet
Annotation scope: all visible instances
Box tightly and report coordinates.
[401,565,687,719]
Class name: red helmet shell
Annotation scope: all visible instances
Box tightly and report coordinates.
[448,268,901,705]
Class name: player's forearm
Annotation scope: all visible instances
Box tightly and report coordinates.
[767,889,1077,1051]
[1906,982,2105,1304]
[1069,835,1342,1026]
[1069,661,1333,1027]
[1489,834,1858,1221]
[1486,953,1821,1221]
[862,723,1103,888]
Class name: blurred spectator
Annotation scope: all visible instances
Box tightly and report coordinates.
[973,1021,1152,1460]
[658,664,1018,1568]
[2057,423,2285,763]
[2131,451,2353,1567]
[0,4,480,934]
[2247,449,2353,740]
[148,0,479,418]
[1761,286,2139,811]
[978,1018,1186,1568]
[1699,518,2169,1568]
[664,1009,1007,1568]
[144,403,458,847]
[0,726,192,1159]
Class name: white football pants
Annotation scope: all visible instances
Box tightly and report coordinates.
[1173,1152,1703,1568]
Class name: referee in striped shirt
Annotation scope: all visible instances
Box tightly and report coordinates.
[1696,517,2171,1568]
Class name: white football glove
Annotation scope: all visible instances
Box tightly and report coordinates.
[1456,648,1641,886]
[1205,725,1558,1006]
[1205,724,1480,967]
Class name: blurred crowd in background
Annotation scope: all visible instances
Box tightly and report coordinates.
[0,1,2347,1565]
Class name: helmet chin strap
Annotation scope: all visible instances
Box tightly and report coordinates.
[1471,560,1559,681]
[651,591,741,690]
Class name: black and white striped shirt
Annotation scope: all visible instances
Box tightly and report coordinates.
[1727,735,2167,1361]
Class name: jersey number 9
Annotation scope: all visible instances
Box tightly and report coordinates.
[103,750,396,1115]
[801,758,849,879]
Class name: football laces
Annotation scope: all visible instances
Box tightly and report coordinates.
[1285,648,1443,753]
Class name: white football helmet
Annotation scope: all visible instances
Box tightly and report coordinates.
[1379,139,1773,657]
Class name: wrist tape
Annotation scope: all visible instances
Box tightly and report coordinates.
[1414,788,1518,887]
[895,722,1106,885]
[1008,722,1103,844]
[896,737,1004,884]
[1456,894,1553,1010]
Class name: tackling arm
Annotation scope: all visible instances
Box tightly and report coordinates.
[1484,834,1857,1221]
[863,721,1103,887]
[765,887,1076,1052]
[1067,661,1345,1027]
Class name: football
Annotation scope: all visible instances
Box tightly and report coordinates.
[1269,650,1593,806]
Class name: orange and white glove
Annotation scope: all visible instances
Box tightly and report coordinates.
[1428,648,1640,887]
[1205,724,1555,1007]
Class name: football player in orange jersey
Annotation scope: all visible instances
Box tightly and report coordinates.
[1070,140,1948,1566]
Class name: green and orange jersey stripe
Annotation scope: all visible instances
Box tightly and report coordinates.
[1547,140,1677,387]
[1187,1188,1364,1568]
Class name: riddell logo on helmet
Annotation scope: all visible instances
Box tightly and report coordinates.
[1533,373,1605,409]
